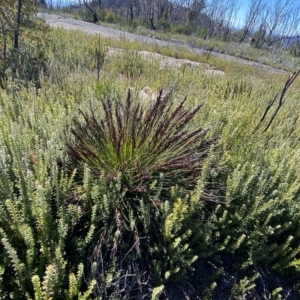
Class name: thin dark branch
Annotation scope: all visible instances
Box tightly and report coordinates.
[264,70,300,132]
[253,94,278,133]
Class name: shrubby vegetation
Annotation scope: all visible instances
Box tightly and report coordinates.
[1,6,300,299]
[0,0,49,89]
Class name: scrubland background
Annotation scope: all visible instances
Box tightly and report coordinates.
[0,2,300,299]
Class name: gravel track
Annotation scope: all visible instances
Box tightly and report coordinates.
[38,12,287,75]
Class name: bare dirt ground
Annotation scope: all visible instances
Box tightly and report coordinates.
[38,12,287,76]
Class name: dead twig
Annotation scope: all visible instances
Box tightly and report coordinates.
[254,70,300,133]
[253,94,278,132]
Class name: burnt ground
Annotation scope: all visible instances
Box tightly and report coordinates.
[161,258,300,300]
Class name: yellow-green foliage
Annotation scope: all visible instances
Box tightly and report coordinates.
[0,18,300,298]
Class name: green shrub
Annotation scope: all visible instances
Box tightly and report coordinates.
[158,20,171,31]
[171,23,193,35]
[0,17,50,89]
[104,9,116,23]
[6,42,45,88]
[289,43,300,57]
[0,117,95,299]
[109,50,149,79]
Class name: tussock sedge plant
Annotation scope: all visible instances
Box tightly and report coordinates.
[66,89,218,298]
[67,89,216,195]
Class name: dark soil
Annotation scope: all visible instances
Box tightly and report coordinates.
[161,257,300,300]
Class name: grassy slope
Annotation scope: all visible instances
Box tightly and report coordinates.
[0,22,300,298]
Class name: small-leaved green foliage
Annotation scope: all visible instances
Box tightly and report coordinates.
[0,18,299,298]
